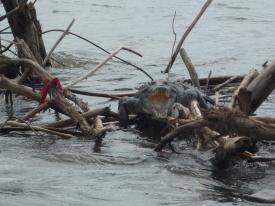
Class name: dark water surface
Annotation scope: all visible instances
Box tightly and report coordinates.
[1,1,275,205]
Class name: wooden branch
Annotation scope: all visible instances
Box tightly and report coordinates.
[64,89,90,112]
[179,48,200,88]
[183,74,244,87]
[230,69,259,109]
[213,75,239,91]
[164,0,213,73]
[205,70,212,91]
[7,121,75,139]
[69,88,136,99]
[250,116,275,125]
[42,29,154,81]
[0,5,19,22]
[20,102,50,121]
[154,119,207,152]
[0,74,41,101]
[1,0,50,65]
[204,108,275,141]
[247,61,275,114]
[45,107,111,128]
[65,47,142,89]
[42,19,75,67]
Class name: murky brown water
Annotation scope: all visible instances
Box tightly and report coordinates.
[1,1,275,205]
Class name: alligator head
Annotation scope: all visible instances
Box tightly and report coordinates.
[137,81,178,119]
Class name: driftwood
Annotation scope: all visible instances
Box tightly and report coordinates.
[45,107,111,128]
[69,89,136,100]
[165,0,213,73]
[179,48,200,88]
[155,107,275,152]
[247,61,275,114]
[183,75,244,87]
[1,0,50,66]
[230,69,259,111]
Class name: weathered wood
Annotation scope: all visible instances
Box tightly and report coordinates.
[164,0,213,73]
[155,107,275,152]
[230,69,259,110]
[154,119,207,152]
[204,108,275,141]
[45,107,111,128]
[1,0,50,66]
[42,19,75,66]
[179,48,200,88]
[183,75,244,86]
[69,89,136,99]
[0,74,41,101]
[213,75,239,91]
[7,121,75,139]
[247,61,275,114]
[0,54,92,134]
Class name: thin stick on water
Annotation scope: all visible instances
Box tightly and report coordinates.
[42,18,75,66]
[171,11,177,59]
[167,10,177,80]
[42,29,154,80]
[164,0,213,74]
[65,46,142,89]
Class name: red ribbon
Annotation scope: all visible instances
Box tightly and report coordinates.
[39,77,64,106]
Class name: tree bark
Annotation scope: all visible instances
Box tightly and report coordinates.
[1,0,50,66]
[247,61,275,114]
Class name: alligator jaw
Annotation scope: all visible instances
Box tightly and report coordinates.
[147,92,171,119]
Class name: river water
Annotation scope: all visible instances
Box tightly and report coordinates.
[1,1,275,205]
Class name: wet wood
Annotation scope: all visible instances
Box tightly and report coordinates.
[1,0,50,66]
[179,48,200,88]
[183,75,244,87]
[230,69,259,110]
[165,0,213,73]
[45,107,111,128]
[213,75,239,91]
[247,61,275,114]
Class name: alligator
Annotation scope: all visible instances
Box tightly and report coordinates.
[118,80,215,127]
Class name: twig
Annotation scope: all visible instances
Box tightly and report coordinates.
[50,56,67,67]
[171,11,177,59]
[42,19,75,66]
[19,102,50,122]
[0,26,10,33]
[213,75,239,91]
[0,42,13,55]
[154,119,207,152]
[164,0,213,73]
[7,121,75,139]
[65,46,142,89]
[69,89,136,100]
[42,29,154,80]
[205,70,212,92]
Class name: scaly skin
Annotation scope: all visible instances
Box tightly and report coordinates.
[118,81,214,127]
